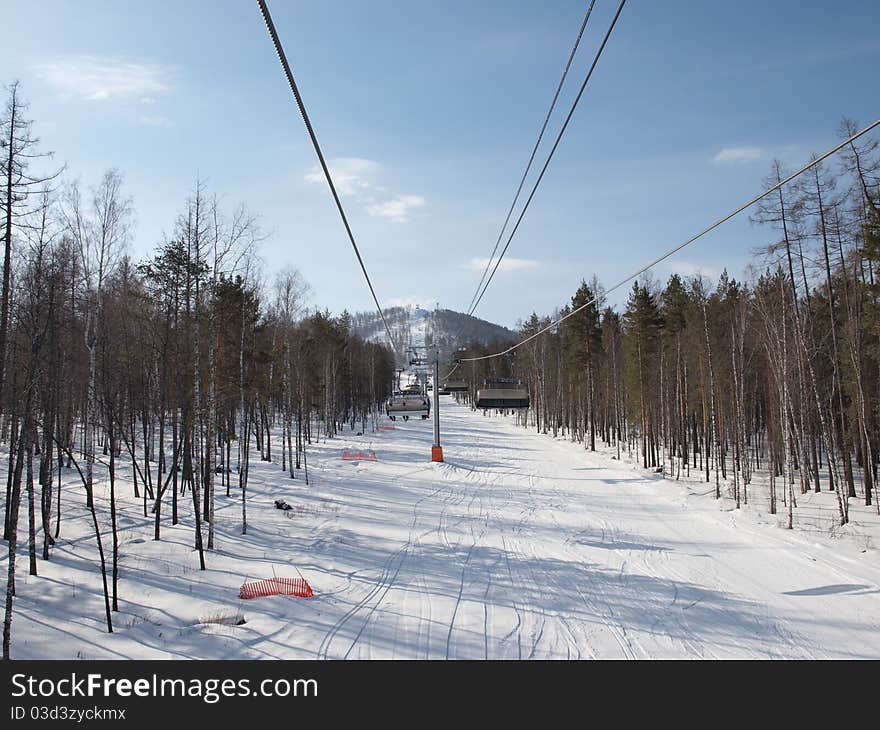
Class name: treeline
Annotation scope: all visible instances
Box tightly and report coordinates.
[458,119,880,530]
[0,82,394,656]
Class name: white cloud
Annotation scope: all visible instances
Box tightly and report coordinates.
[366,195,426,222]
[138,114,172,128]
[462,257,540,272]
[304,157,380,196]
[34,55,171,102]
[658,259,721,280]
[304,157,426,222]
[711,146,764,165]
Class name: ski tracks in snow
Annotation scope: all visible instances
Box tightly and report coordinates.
[309,401,880,659]
[316,479,448,659]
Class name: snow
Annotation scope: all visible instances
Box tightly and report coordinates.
[4,398,880,659]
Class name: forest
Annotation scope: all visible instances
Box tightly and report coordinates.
[457,118,880,531]
[0,82,395,657]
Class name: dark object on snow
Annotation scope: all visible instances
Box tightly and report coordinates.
[274,499,293,511]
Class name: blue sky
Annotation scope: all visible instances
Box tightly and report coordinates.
[3,0,879,328]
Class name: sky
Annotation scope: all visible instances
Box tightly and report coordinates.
[2,0,879,329]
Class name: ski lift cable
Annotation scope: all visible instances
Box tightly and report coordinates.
[440,361,461,382]
[459,118,880,363]
[465,0,599,316]
[256,0,397,347]
[468,0,627,318]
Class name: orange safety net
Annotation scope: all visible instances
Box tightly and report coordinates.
[341,449,377,461]
[239,577,314,599]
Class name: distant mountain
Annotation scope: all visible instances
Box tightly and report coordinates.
[350,305,516,364]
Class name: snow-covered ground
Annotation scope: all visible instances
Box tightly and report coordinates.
[5,398,880,659]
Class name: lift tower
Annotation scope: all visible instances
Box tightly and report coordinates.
[431,351,443,462]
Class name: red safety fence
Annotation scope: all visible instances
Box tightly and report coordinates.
[342,449,377,461]
[239,577,313,600]
[377,423,395,431]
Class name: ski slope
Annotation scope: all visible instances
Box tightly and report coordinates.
[7,398,880,659]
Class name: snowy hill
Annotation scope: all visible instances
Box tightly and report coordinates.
[350,305,516,363]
